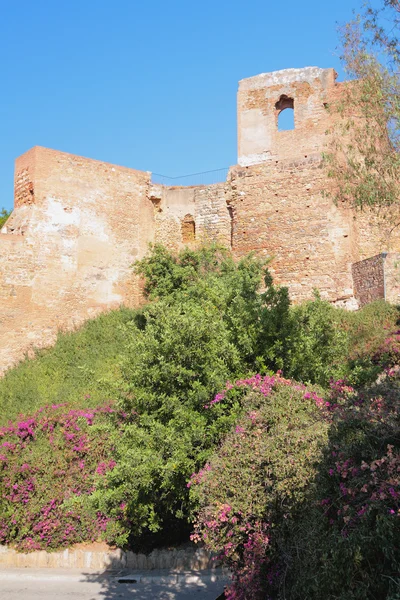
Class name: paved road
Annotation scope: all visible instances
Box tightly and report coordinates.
[0,569,228,599]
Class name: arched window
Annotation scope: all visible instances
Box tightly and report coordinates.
[275,95,295,131]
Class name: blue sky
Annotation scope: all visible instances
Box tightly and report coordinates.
[0,0,368,211]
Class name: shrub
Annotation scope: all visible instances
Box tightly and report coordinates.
[0,403,130,550]
[134,243,292,373]
[190,376,330,600]
[192,375,400,600]
[285,293,350,386]
[0,307,135,425]
[97,298,245,541]
[96,246,293,542]
[289,377,400,600]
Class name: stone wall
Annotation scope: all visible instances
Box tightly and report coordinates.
[227,158,356,303]
[0,543,219,572]
[351,253,400,307]
[0,148,233,374]
[149,183,231,251]
[237,67,338,166]
[0,146,154,373]
[352,255,385,307]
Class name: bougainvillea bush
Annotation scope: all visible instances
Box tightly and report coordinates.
[289,375,400,600]
[0,403,130,551]
[190,375,400,600]
[190,375,330,600]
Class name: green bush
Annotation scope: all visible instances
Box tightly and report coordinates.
[0,307,135,425]
[94,247,292,542]
[285,293,350,385]
[285,297,399,387]
[285,376,400,600]
[134,243,292,372]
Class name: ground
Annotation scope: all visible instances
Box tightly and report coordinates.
[0,568,228,600]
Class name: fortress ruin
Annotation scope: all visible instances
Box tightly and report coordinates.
[1,66,399,373]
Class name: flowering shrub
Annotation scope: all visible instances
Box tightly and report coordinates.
[190,377,329,599]
[372,329,400,369]
[0,403,130,550]
[191,374,400,599]
[290,374,400,600]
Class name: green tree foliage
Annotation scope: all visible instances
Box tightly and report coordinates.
[325,0,400,231]
[284,293,350,385]
[0,208,10,229]
[288,377,400,600]
[94,245,292,542]
[134,244,291,372]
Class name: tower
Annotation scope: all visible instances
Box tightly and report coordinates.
[237,67,337,166]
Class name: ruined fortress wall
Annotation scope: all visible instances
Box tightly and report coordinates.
[149,183,231,251]
[233,67,358,303]
[1,66,399,375]
[227,158,357,303]
[237,67,337,166]
[0,148,234,373]
[0,146,154,373]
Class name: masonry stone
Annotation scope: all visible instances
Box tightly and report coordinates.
[0,67,399,374]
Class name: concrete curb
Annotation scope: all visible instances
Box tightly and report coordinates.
[0,544,217,571]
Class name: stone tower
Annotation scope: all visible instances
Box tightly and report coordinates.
[237,67,337,166]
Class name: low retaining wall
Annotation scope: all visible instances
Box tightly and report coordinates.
[0,544,216,571]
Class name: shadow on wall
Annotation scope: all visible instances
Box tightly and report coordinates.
[81,564,228,599]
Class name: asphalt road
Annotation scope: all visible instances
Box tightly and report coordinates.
[0,569,228,600]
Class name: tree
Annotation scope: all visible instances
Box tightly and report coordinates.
[325,1,400,231]
[0,208,10,229]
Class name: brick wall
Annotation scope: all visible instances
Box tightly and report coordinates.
[352,255,385,307]
[149,183,231,251]
[227,157,356,303]
[237,67,337,166]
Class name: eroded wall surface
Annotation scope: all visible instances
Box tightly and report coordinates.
[149,183,231,250]
[0,148,234,373]
[0,147,153,373]
[226,157,357,304]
